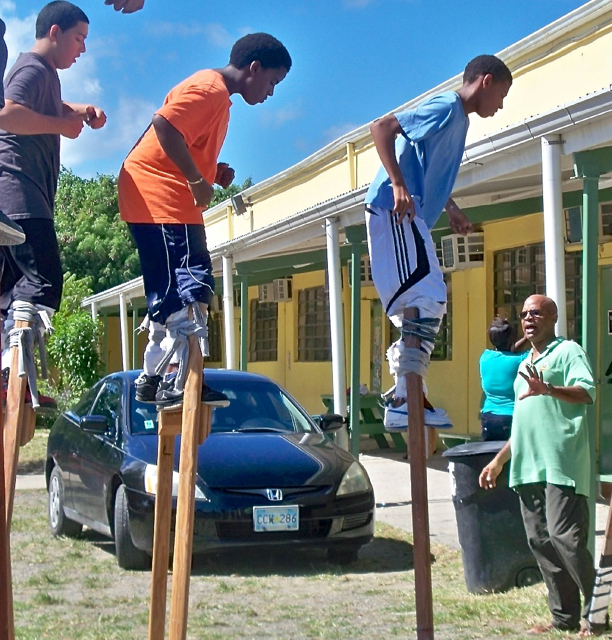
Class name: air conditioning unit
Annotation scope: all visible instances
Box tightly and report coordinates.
[438,232,484,270]
[258,283,275,303]
[347,254,374,286]
[274,278,292,302]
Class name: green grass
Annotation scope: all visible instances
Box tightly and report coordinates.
[17,428,50,475]
[6,490,563,639]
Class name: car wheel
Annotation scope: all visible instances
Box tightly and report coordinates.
[48,467,82,538]
[114,484,151,571]
[327,546,359,566]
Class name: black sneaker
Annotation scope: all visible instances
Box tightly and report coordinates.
[155,373,229,410]
[135,373,162,403]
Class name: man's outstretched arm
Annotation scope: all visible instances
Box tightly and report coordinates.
[104,0,145,14]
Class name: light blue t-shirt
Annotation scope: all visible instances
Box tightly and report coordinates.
[365,91,469,229]
[480,349,529,415]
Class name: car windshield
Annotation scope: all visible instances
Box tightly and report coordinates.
[129,377,317,437]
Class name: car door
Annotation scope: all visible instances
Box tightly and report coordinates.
[59,382,104,511]
[70,378,124,527]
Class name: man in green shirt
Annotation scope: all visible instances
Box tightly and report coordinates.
[479,294,595,634]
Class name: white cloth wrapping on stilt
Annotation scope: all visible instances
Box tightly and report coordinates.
[137,317,167,377]
[153,303,209,394]
[7,301,54,409]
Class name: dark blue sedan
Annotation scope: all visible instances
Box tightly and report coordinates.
[46,370,375,570]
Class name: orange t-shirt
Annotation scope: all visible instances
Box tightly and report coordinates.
[118,69,231,225]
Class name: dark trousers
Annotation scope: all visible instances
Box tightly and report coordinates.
[516,483,594,631]
[480,412,512,441]
[128,222,214,325]
[0,218,62,313]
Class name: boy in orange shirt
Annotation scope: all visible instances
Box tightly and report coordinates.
[119,33,291,408]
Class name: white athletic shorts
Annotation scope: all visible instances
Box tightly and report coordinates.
[365,204,447,326]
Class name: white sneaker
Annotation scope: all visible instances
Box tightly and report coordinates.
[424,407,453,428]
[384,401,408,432]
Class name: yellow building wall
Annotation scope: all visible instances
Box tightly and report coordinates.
[468,24,612,143]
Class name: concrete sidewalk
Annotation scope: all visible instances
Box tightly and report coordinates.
[358,444,610,557]
[359,448,460,549]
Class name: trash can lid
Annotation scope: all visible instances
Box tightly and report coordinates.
[442,440,508,458]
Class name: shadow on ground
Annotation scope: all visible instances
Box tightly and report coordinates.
[87,530,424,577]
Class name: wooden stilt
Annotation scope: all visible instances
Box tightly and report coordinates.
[4,319,30,525]
[404,307,434,640]
[168,328,203,640]
[0,312,10,640]
[148,408,180,640]
[2,318,34,640]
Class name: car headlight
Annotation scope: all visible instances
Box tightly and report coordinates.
[144,464,205,500]
[337,462,371,496]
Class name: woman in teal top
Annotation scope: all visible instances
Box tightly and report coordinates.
[479,317,528,440]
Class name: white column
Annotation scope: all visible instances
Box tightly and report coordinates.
[542,135,567,336]
[119,293,130,372]
[325,217,349,450]
[91,301,98,322]
[222,254,237,370]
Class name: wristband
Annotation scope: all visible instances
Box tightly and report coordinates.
[543,383,554,395]
[186,176,204,185]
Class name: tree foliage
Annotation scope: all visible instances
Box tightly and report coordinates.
[54,168,141,294]
[43,273,104,410]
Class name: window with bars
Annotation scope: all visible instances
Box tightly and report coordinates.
[493,243,582,343]
[207,311,223,362]
[249,299,278,362]
[388,273,452,360]
[297,286,331,361]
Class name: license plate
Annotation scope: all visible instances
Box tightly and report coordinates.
[253,505,299,532]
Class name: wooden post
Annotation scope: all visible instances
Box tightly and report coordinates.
[168,313,204,640]
[404,308,434,640]
[148,409,180,640]
[4,320,30,525]
[2,318,35,640]
[0,313,10,640]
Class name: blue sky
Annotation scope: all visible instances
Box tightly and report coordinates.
[1,0,588,185]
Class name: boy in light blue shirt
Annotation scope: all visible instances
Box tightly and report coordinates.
[365,55,512,428]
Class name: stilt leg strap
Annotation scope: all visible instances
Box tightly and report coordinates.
[8,301,54,409]
[136,315,165,343]
[396,347,429,379]
[154,304,209,392]
[401,317,440,345]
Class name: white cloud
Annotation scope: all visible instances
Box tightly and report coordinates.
[260,103,303,128]
[61,96,156,172]
[58,54,103,103]
[323,122,362,143]
[1,7,35,68]
[145,21,245,48]
[203,23,235,49]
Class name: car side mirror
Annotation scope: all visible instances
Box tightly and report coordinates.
[313,413,345,432]
[80,415,109,435]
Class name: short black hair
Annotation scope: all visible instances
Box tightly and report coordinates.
[487,316,515,351]
[463,55,512,85]
[229,33,292,72]
[36,1,89,39]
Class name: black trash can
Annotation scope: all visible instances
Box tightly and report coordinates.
[442,440,541,594]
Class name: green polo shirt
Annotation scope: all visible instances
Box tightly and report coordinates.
[509,337,595,497]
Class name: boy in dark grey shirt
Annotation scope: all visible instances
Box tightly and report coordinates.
[0,2,106,396]
[0,18,25,247]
